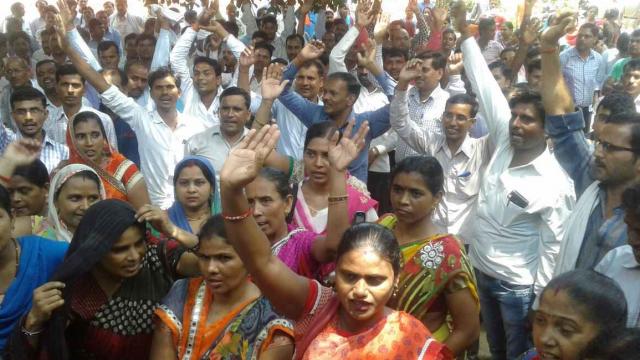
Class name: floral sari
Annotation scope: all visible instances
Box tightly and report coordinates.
[378,214,478,342]
[294,280,452,360]
[66,116,143,203]
[155,278,293,359]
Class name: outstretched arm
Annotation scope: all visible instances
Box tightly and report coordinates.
[253,63,289,130]
[220,126,310,320]
[540,13,576,116]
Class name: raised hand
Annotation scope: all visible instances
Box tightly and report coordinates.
[300,0,314,14]
[450,0,468,36]
[425,7,447,31]
[374,13,390,43]
[519,17,542,46]
[398,58,423,84]
[220,125,280,190]
[329,120,369,172]
[356,39,377,69]
[239,46,255,69]
[356,0,375,29]
[56,0,75,31]
[260,63,290,100]
[298,40,325,61]
[24,282,66,332]
[2,139,42,167]
[540,12,575,47]
[135,204,175,236]
[447,52,464,75]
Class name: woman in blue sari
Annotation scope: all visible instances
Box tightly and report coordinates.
[0,184,68,351]
[167,156,219,235]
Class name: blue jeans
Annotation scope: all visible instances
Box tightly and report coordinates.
[475,269,534,360]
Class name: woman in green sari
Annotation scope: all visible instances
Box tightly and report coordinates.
[378,156,480,356]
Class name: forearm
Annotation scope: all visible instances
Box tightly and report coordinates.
[328,26,360,74]
[237,67,251,92]
[0,156,17,184]
[320,168,349,262]
[67,28,102,71]
[252,99,274,130]
[541,48,574,115]
[66,43,110,93]
[150,29,171,72]
[170,27,197,83]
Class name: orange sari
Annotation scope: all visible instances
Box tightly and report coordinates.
[66,121,142,202]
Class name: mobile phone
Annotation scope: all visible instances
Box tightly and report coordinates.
[353,211,366,225]
[507,190,529,209]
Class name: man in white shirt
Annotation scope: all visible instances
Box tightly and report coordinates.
[478,17,503,65]
[109,0,145,41]
[452,6,575,359]
[30,0,49,45]
[240,2,296,60]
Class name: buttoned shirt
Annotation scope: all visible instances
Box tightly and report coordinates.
[354,86,394,173]
[595,245,640,327]
[546,110,628,269]
[240,3,295,60]
[109,12,145,41]
[479,39,504,65]
[560,47,606,107]
[2,127,68,173]
[462,37,576,293]
[391,88,493,242]
[394,86,449,162]
[43,105,118,152]
[100,85,207,209]
[30,17,47,45]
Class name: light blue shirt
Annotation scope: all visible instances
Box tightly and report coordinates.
[595,245,640,327]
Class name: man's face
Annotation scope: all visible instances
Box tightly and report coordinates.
[491,67,511,94]
[125,64,148,99]
[96,11,109,28]
[322,78,354,116]
[442,33,456,52]
[5,60,31,88]
[12,38,31,59]
[219,95,250,136]
[103,1,114,16]
[137,38,155,60]
[442,103,475,143]
[508,102,545,151]
[12,99,48,138]
[390,29,411,51]
[322,32,336,52]
[193,62,220,96]
[222,48,236,70]
[623,69,640,98]
[357,65,372,89]
[116,0,127,15]
[624,212,640,263]
[260,21,277,42]
[383,55,406,81]
[286,38,303,61]
[125,38,137,60]
[414,58,443,93]
[89,22,105,41]
[295,65,323,100]
[334,23,348,41]
[500,24,513,39]
[40,33,52,55]
[13,3,25,17]
[254,48,271,72]
[480,26,496,42]
[36,1,48,16]
[592,123,639,186]
[79,0,88,10]
[150,76,180,112]
[500,50,516,65]
[526,68,542,92]
[57,74,85,108]
[576,27,596,52]
[630,36,640,58]
[98,45,119,70]
[36,62,57,92]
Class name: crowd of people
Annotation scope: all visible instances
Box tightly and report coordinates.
[0,0,639,358]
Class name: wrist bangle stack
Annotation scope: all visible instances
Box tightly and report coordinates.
[222,207,253,221]
[328,195,348,205]
[22,325,44,336]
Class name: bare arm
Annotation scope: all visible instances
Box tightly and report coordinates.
[127,180,152,211]
[509,18,541,79]
[540,13,576,116]
[444,283,481,355]
[237,47,254,93]
[220,126,309,319]
[253,63,289,132]
[149,322,178,359]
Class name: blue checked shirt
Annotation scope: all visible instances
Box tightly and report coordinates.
[1,125,69,173]
[559,48,607,108]
[546,110,627,269]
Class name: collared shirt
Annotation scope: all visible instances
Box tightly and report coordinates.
[271,98,317,160]
[395,86,450,162]
[479,39,504,65]
[30,17,47,44]
[560,47,606,107]
[354,86,393,173]
[0,80,40,131]
[462,37,576,293]
[2,127,68,173]
[595,245,640,327]
[278,63,393,182]
[109,12,145,40]
[43,105,118,151]
[546,110,628,269]
[391,89,493,241]
[100,85,207,209]
[240,3,296,60]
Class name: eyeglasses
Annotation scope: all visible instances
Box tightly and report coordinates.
[443,113,471,122]
[593,139,636,154]
[12,108,44,116]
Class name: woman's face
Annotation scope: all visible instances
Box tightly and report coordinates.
[533,289,601,360]
[9,175,48,216]
[0,207,14,249]
[74,118,106,163]
[196,236,248,295]
[335,247,396,326]
[175,165,212,211]
[245,176,292,239]
[390,171,441,225]
[303,137,331,185]
[54,175,101,232]
[98,225,146,279]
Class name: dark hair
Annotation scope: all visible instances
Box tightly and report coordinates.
[0,184,11,215]
[326,72,361,99]
[251,30,268,41]
[88,18,101,29]
[615,33,630,54]
[286,33,305,47]
[540,270,627,346]
[254,41,275,58]
[8,30,30,45]
[416,51,447,70]
[526,58,542,74]
[73,111,107,138]
[623,58,640,74]
[509,90,545,122]
[221,20,239,37]
[391,156,444,196]
[97,40,119,56]
[220,86,250,110]
[124,32,138,45]
[632,29,640,38]
[622,183,640,217]
[54,170,101,201]
[442,28,456,39]
[304,121,338,150]
[585,328,640,360]
[597,91,635,115]
[193,56,222,76]
[148,66,180,89]
[382,47,409,62]
[602,112,640,152]
[100,67,129,87]
[258,167,291,200]
[124,59,148,75]
[478,17,495,32]
[56,64,85,83]
[136,33,157,47]
[579,22,599,38]
[446,94,479,118]
[198,214,227,244]
[489,60,514,81]
[271,58,288,66]
[260,14,277,28]
[336,223,402,275]
[13,159,49,188]
[36,59,57,73]
[10,86,47,110]
[300,59,325,77]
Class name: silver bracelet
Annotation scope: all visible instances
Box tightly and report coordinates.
[21,325,44,336]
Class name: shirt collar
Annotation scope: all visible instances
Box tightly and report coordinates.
[409,85,445,103]
[570,47,596,60]
[511,145,556,175]
[621,246,640,269]
[436,134,474,158]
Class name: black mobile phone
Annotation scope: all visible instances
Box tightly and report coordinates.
[353,211,366,225]
[507,190,529,209]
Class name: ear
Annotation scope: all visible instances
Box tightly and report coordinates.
[284,193,294,216]
[433,190,444,207]
[436,68,444,80]
[346,93,357,107]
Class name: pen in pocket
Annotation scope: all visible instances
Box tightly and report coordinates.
[457,171,471,178]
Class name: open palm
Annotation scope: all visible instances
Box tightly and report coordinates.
[329,121,369,172]
[261,63,290,100]
[541,13,575,46]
